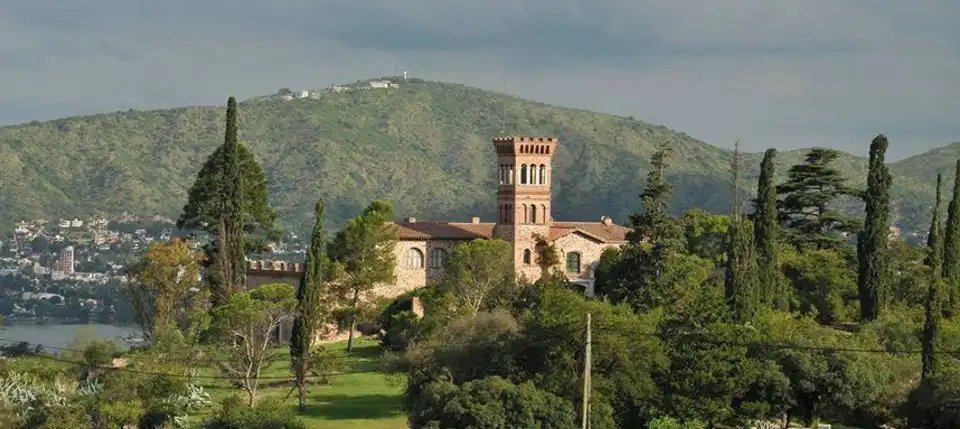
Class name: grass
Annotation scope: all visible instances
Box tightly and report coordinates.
[192,337,407,429]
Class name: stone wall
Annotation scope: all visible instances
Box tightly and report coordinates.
[552,232,622,281]
[388,239,461,295]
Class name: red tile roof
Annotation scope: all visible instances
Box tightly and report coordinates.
[393,220,630,243]
[394,221,495,240]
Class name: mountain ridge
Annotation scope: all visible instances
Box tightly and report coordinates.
[0,77,952,235]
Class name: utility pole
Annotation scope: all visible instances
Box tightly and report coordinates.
[581,312,592,429]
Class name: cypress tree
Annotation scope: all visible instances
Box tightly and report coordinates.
[857,134,892,322]
[752,148,784,309]
[942,160,960,319]
[725,143,760,321]
[215,96,247,305]
[922,174,944,379]
[290,199,332,410]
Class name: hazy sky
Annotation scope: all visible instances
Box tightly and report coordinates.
[2,0,958,159]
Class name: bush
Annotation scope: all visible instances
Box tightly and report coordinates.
[377,289,427,351]
[200,397,305,429]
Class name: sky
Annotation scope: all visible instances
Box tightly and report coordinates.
[2,0,959,160]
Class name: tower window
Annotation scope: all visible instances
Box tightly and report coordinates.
[508,165,514,184]
[530,165,539,185]
[523,249,532,265]
[529,205,537,224]
[406,248,424,268]
[520,164,528,185]
[539,164,546,185]
[429,248,447,268]
[566,252,582,274]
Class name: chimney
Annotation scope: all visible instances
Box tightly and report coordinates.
[471,216,480,224]
[601,216,613,226]
[405,217,417,223]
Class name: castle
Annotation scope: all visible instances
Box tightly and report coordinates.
[247,136,631,298]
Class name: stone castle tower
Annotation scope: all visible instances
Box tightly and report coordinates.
[492,136,557,279]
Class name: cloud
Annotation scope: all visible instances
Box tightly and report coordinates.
[1,0,958,159]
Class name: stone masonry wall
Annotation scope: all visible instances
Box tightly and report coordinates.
[552,233,622,281]
[387,239,461,296]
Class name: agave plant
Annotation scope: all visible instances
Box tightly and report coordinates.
[161,369,211,428]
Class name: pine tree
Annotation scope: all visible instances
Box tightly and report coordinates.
[627,142,682,246]
[942,160,960,319]
[752,148,785,309]
[290,199,333,410]
[725,143,760,322]
[598,142,686,311]
[178,97,279,307]
[777,148,862,251]
[857,134,892,322]
[922,173,943,379]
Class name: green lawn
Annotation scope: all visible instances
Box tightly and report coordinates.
[194,338,407,429]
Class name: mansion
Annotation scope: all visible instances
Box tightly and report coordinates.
[248,136,631,298]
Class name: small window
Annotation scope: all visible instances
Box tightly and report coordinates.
[565,252,581,274]
[520,164,528,185]
[523,249,532,265]
[429,248,447,269]
[406,248,424,268]
[529,205,537,224]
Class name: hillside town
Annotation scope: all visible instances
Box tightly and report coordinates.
[0,213,305,324]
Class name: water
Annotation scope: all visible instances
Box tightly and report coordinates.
[0,324,141,351]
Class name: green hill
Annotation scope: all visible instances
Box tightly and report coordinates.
[0,77,952,235]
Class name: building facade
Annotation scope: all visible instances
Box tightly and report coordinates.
[391,136,630,296]
[246,136,631,302]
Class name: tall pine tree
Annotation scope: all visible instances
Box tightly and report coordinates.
[725,143,760,321]
[922,173,944,379]
[598,142,686,311]
[942,160,960,319]
[857,134,892,322]
[777,148,861,251]
[752,148,785,310]
[290,199,334,410]
[178,97,279,307]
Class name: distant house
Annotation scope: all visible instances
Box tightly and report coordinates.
[369,80,399,89]
[295,90,310,99]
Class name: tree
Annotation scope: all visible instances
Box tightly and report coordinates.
[942,160,960,318]
[177,97,279,307]
[213,283,297,406]
[408,377,577,429]
[922,173,944,379]
[752,148,786,310]
[289,199,336,411]
[124,239,207,343]
[725,143,760,322]
[681,209,729,264]
[627,142,682,245]
[857,134,893,322]
[436,239,515,315]
[533,233,561,278]
[601,142,692,311]
[777,148,862,251]
[328,200,398,352]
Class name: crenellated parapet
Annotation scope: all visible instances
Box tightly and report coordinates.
[246,260,304,288]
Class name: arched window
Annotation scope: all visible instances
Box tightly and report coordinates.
[406,248,424,268]
[530,165,539,185]
[541,204,547,224]
[539,164,546,185]
[508,165,514,184]
[499,165,504,184]
[523,249,532,265]
[565,252,582,274]
[529,205,537,224]
[429,248,447,269]
[522,204,528,223]
[520,164,528,185]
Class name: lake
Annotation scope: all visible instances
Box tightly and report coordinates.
[0,323,141,351]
